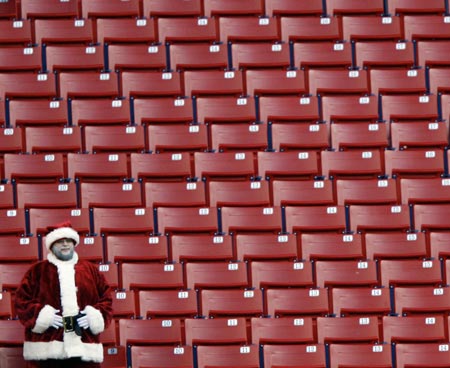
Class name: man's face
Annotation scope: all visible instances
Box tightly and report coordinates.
[51,238,75,261]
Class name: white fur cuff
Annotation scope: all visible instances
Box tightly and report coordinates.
[82,305,105,335]
[32,305,57,334]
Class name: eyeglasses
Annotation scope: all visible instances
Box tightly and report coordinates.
[52,238,75,246]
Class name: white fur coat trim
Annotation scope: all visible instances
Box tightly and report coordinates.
[23,340,103,362]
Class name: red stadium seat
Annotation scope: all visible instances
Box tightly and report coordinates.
[119,318,183,346]
[0,72,57,99]
[97,18,157,45]
[417,40,450,68]
[28,207,91,237]
[133,97,194,125]
[196,96,257,124]
[34,18,94,45]
[365,231,428,260]
[185,261,249,290]
[219,16,279,43]
[430,231,450,260]
[80,0,140,20]
[131,345,194,368]
[235,233,298,262]
[391,121,448,150]
[293,42,353,71]
[0,183,14,209]
[58,71,119,100]
[144,181,207,208]
[265,0,324,17]
[252,317,317,345]
[170,43,229,71]
[209,123,269,152]
[382,315,447,343]
[0,128,24,161]
[336,178,398,206]
[0,1,19,20]
[110,290,136,319]
[170,233,234,263]
[4,153,65,183]
[138,289,198,319]
[92,207,154,236]
[16,182,77,209]
[231,42,291,71]
[259,95,320,124]
[380,259,443,288]
[270,123,329,153]
[71,98,131,127]
[250,260,314,289]
[203,0,264,17]
[220,206,283,235]
[332,287,391,318]
[157,206,219,235]
[325,0,385,16]
[9,99,68,128]
[0,319,25,346]
[272,179,335,207]
[413,203,450,232]
[196,345,260,368]
[385,149,445,178]
[21,0,79,19]
[0,263,34,291]
[208,180,271,207]
[73,235,104,263]
[370,67,427,95]
[0,236,39,263]
[257,151,320,181]
[245,68,307,96]
[315,259,379,288]
[83,125,145,154]
[381,94,439,123]
[108,44,166,72]
[121,71,183,98]
[102,346,127,368]
[284,205,347,234]
[329,343,392,368]
[184,317,249,346]
[0,19,32,47]
[0,46,42,73]
[354,40,415,70]
[263,344,327,368]
[24,126,82,154]
[142,0,203,18]
[97,262,119,290]
[331,122,388,152]
[280,16,341,43]
[395,343,450,368]
[348,204,411,233]
[0,288,13,316]
[80,182,142,209]
[394,285,450,316]
[308,68,369,96]
[194,151,256,182]
[400,177,450,205]
[265,287,330,317]
[158,17,218,44]
[342,15,402,42]
[147,124,208,154]
[105,234,168,263]
[388,0,447,16]
[321,95,379,124]
[45,44,104,72]
[67,153,130,183]
[121,262,184,290]
[404,15,450,42]
[183,69,244,97]
[317,316,381,344]
[130,152,193,182]
[200,289,264,318]
[300,232,364,261]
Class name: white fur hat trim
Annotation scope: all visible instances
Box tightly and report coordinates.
[45,227,79,251]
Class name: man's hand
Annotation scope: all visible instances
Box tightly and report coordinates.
[51,310,63,329]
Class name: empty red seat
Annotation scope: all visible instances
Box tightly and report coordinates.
[184,317,249,346]
[133,97,194,125]
[58,71,119,100]
[321,95,379,124]
[391,121,448,150]
[265,0,324,17]
[121,262,184,290]
[196,345,260,368]
[142,0,202,18]
[365,231,428,260]
[45,44,104,72]
[414,203,450,232]
[157,206,218,235]
[257,151,319,181]
[370,67,427,95]
[203,0,264,17]
[119,318,183,346]
[80,0,140,20]
[0,183,14,210]
[380,259,443,288]
[138,289,198,319]
[108,43,166,71]
[183,69,244,97]
[209,123,268,152]
[105,234,168,263]
[395,343,450,368]
[9,99,67,128]
[270,123,329,153]
[83,125,145,154]
[331,122,388,152]
[24,126,82,154]
[293,42,353,71]
[342,15,402,42]
[209,180,271,207]
[185,261,249,290]
[196,96,257,124]
[321,150,384,179]
[131,345,194,368]
[315,259,379,288]
[97,18,157,45]
[263,344,327,368]
[430,231,450,260]
[349,204,411,233]
[381,94,439,123]
[284,205,347,234]
[70,98,131,127]
[231,42,291,71]
[0,72,56,100]
[147,124,208,154]
[354,40,415,70]
[220,16,280,43]
[0,236,39,263]
[110,290,136,319]
[220,206,283,235]
[308,68,369,96]
[80,182,142,209]
[159,17,218,44]
[272,179,335,207]
[385,149,445,178]
[21,0,79,19]
[383,315,447,343]
[0,319,25,346]
[34,18,94,46]
[400,177,450,205]
[0,347,26,368]
[200,289,264,318]
[92,207,154,236]
[259,95,320,124]
[4,153,65,183]
[170,43,229,71]
[329,343,392,368]
[145,181,207,208]
[245,68,307,96]
[336,178,398,206]
[394,285,450,316]
[0,46,42,73]
[326,0,385,16]
[388,0,447,16]
[250,260,314,290]
[280,16,341,43]
[317,316,381,344]
[235,233,298,262]
[332,287,391,318]
[300,232,364,261]
[0,263,34,291]
[120,70,182,98]
[16,182,77,209]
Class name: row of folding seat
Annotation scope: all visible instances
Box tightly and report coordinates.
[2,148,450,184]
[6,12,450,47]
[3,37,450,77]
[2,318,450,367]
[2,226,449,265]
[3,0,449,21]
[1,95,447,132]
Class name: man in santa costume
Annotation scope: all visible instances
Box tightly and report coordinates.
[15,222,113,368]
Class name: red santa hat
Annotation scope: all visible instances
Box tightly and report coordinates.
[45,221,80,251]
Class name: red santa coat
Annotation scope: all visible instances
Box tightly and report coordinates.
[15,252,113,363]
